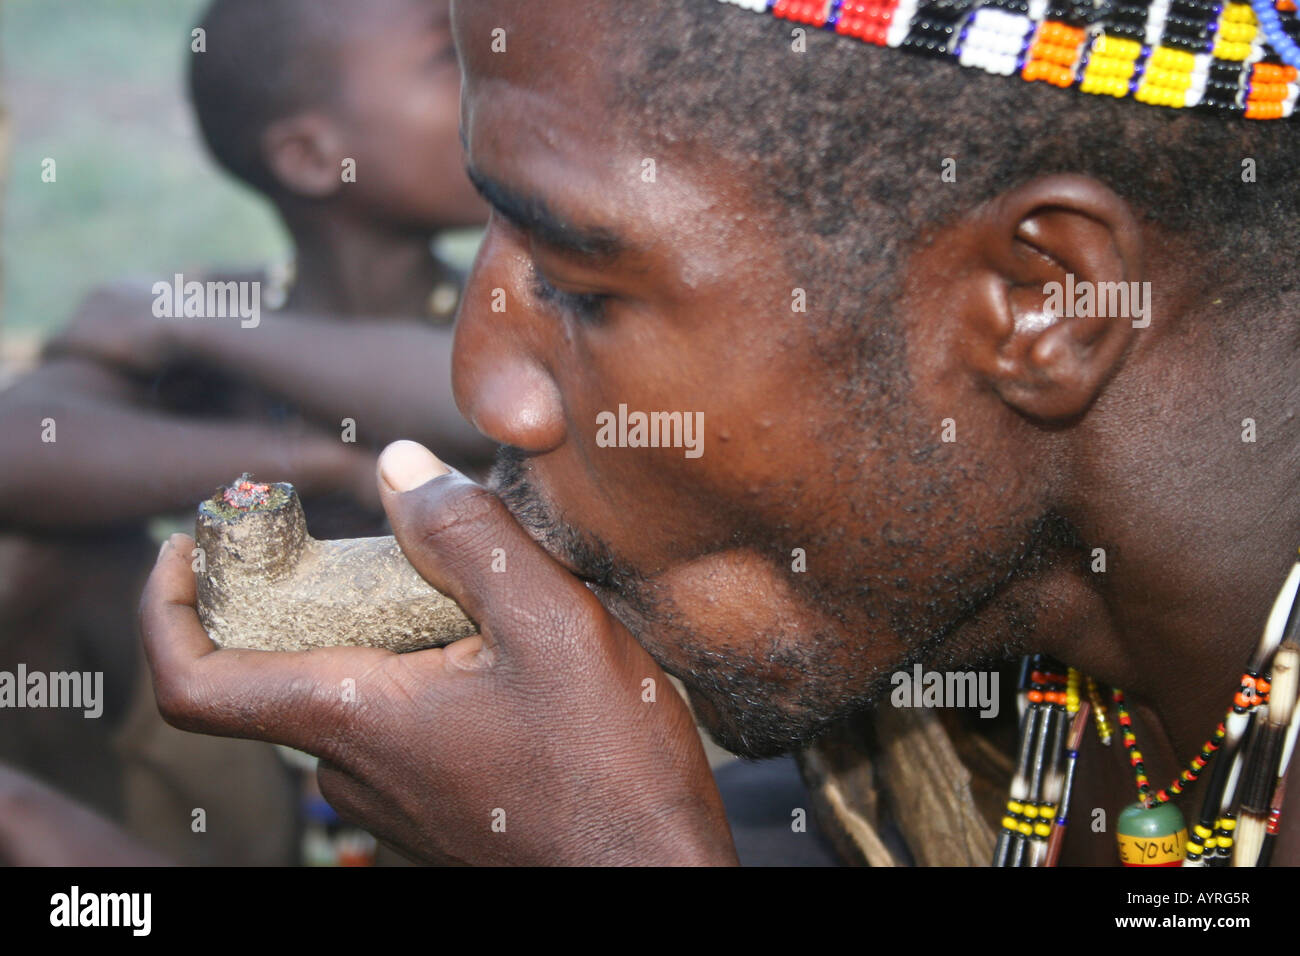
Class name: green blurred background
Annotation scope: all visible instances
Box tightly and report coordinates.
[0,0,478,356]
[1,0,290,344]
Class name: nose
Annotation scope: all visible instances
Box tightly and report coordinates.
[452,228,567,453]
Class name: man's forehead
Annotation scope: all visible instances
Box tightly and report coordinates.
[452,0,610,72]
[452,2,757,281]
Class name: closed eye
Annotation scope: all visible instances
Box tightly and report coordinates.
[528,266,610,324]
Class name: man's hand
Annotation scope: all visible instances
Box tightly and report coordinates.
[139,440,738,866]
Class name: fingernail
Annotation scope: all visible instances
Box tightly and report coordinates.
[379,440,450,492]
[158,537,172,561]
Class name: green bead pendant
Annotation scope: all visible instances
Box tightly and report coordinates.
[1116,800,1187,866]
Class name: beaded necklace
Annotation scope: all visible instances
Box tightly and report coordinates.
[993,555,1300,866]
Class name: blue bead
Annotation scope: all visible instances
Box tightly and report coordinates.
[1251,0,1300,70]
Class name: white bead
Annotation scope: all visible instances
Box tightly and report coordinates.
[887,0,918,46]
[1283,82,1299,117]
[1144,0,1171,44]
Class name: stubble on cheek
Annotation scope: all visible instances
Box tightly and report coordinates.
[619,548,901,758]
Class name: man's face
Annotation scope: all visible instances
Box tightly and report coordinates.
[332,0,487,229]
[451,1,1047,757]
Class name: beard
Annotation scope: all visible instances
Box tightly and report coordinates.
[487,445,1066,759]
[488,446,866,756]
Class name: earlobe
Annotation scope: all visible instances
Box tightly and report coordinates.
[261,113,344,200]
[971,174,1147,422]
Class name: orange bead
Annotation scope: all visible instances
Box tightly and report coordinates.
[1248,81,1289,102]
[1247,102,1285,119]
[1253,63,1298,83]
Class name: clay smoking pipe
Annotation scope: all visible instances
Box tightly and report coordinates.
[194,476,476,652]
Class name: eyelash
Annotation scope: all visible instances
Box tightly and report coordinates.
[528,268,609,324]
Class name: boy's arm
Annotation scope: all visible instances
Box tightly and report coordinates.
[48,279,498,463]
[173,313,497,460]
[0,357,375,531]
[0,763,171,866]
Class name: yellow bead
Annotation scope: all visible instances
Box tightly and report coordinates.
[1008,800,1024,814]
[1034,823,1052,837]
[1195,824,1213,839]
[1093,34,1141,60]
[1002,816,1020,830]
[1151,46,1193,70]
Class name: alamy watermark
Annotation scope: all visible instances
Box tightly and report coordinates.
[0,665,103,718]
[152,273,260,328]
[595,404,704,459]
[50,886,151,936]
[1043,275,1151,329]
[890,664,999,718]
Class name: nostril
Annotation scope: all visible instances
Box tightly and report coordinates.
[465,361,566,453]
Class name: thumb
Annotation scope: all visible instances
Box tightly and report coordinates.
[376,440,596,658]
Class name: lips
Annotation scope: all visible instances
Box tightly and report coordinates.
[486,448,620,589]
[488,475,586,578]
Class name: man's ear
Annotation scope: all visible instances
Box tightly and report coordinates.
[961,174,1147,422]
[261,112,345,200]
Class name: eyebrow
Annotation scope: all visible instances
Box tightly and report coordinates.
[464,163,629,261]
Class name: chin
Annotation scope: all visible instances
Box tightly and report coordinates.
[591,581,879,759]
[681,680,842,760]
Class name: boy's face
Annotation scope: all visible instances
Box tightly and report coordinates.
[332,0,486,230]
[450,1,1046,756]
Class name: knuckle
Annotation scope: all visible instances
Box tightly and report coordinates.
[315,763,357,819]
[153,674,197,727]
[418,486,503,554]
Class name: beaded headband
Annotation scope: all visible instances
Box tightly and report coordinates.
[717,0,1300,119]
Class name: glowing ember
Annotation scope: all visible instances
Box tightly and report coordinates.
[222,477,273,511]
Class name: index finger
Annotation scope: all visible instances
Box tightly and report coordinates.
[138,534,396,758]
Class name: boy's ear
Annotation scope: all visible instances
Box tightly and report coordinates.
[261,112,345,199]
[957,174,1148,422]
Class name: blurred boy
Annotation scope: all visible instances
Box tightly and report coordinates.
[0,0,492,863]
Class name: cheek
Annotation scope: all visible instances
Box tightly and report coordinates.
[560,307,834,560]
[638,548,878,686]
